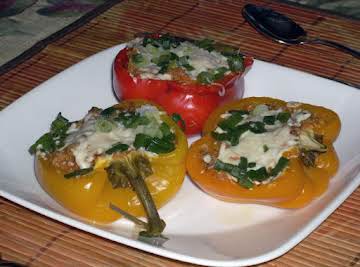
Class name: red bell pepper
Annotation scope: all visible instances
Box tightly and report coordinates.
[112,36,253,135]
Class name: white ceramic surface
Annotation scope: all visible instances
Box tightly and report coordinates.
[1,44,359,267]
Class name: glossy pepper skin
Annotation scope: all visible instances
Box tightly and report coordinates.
[36,100,188,224]
[112,40,253,136]
[187,97,340,208]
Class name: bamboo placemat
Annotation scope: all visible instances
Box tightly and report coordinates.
[1,0,359,266]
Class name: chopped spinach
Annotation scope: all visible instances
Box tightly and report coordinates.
[269,157,289,177]
[29,113,70,155]
[105,143,129,155]
[194,38,215,52]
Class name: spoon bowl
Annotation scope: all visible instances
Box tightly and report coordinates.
[242,4,360,58]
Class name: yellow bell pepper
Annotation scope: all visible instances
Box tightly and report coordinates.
[187,97,340,208]
[31,100,188,235]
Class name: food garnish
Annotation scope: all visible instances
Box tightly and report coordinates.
[30,100,188,236]
[187,97,340,208]
[112,33,253,135]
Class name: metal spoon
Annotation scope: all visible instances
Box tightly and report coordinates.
[242,4,360,59]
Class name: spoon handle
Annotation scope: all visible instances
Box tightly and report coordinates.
[306,38,360,59]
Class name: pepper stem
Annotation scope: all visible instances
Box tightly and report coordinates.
[106,152,165,237]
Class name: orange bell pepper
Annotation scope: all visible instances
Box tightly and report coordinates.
[187,97,340,208]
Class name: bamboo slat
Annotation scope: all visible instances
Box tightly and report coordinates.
[1,0,359,266]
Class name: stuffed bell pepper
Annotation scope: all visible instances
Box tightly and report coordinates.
[113,33,253,135]
[187,97,340,208]
[29,100,188,236]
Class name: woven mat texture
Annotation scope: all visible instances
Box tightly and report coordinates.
[1,0,359,266]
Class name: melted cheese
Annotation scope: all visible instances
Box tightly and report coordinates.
[64,106,163,169]
[128,38,228,80]
[218,126,297,170]
[216,105,311,176]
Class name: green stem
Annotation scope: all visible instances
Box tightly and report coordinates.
[107,153,165,237]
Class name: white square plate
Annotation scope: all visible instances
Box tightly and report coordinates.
[1,44,359,267]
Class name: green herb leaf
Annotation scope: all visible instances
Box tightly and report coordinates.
[248,162,256,168]
[214,159,253,189]
[131,53,145,65]
[238,157,248,170]
[142,34,180,49]
[227,55,243,72]
[213,67,228,81]
[116,112,150,128]
[215,43,238,56]
[214,160,234,173]
[64,167,93,179]
[29,113,70,155]
[270,157,289,177]
[263,145,269,152]
[95,117,114,133]
[249,121,266,133]
[247,167,269,181]
[196,71,214,84]
[218,112,245,130]
[28,133,56,155]
[171,113,186,131]
[50,113,70,136]
[105,143,129,155]
[146,137,175,154]
[134,133,153,149]
[134,133,175,154]
[194,38,215,52]
[229,110,249,116]
[100,106,117,117]
[178,56,194,71]
[263,115,276,125]
[277,112,291,123]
